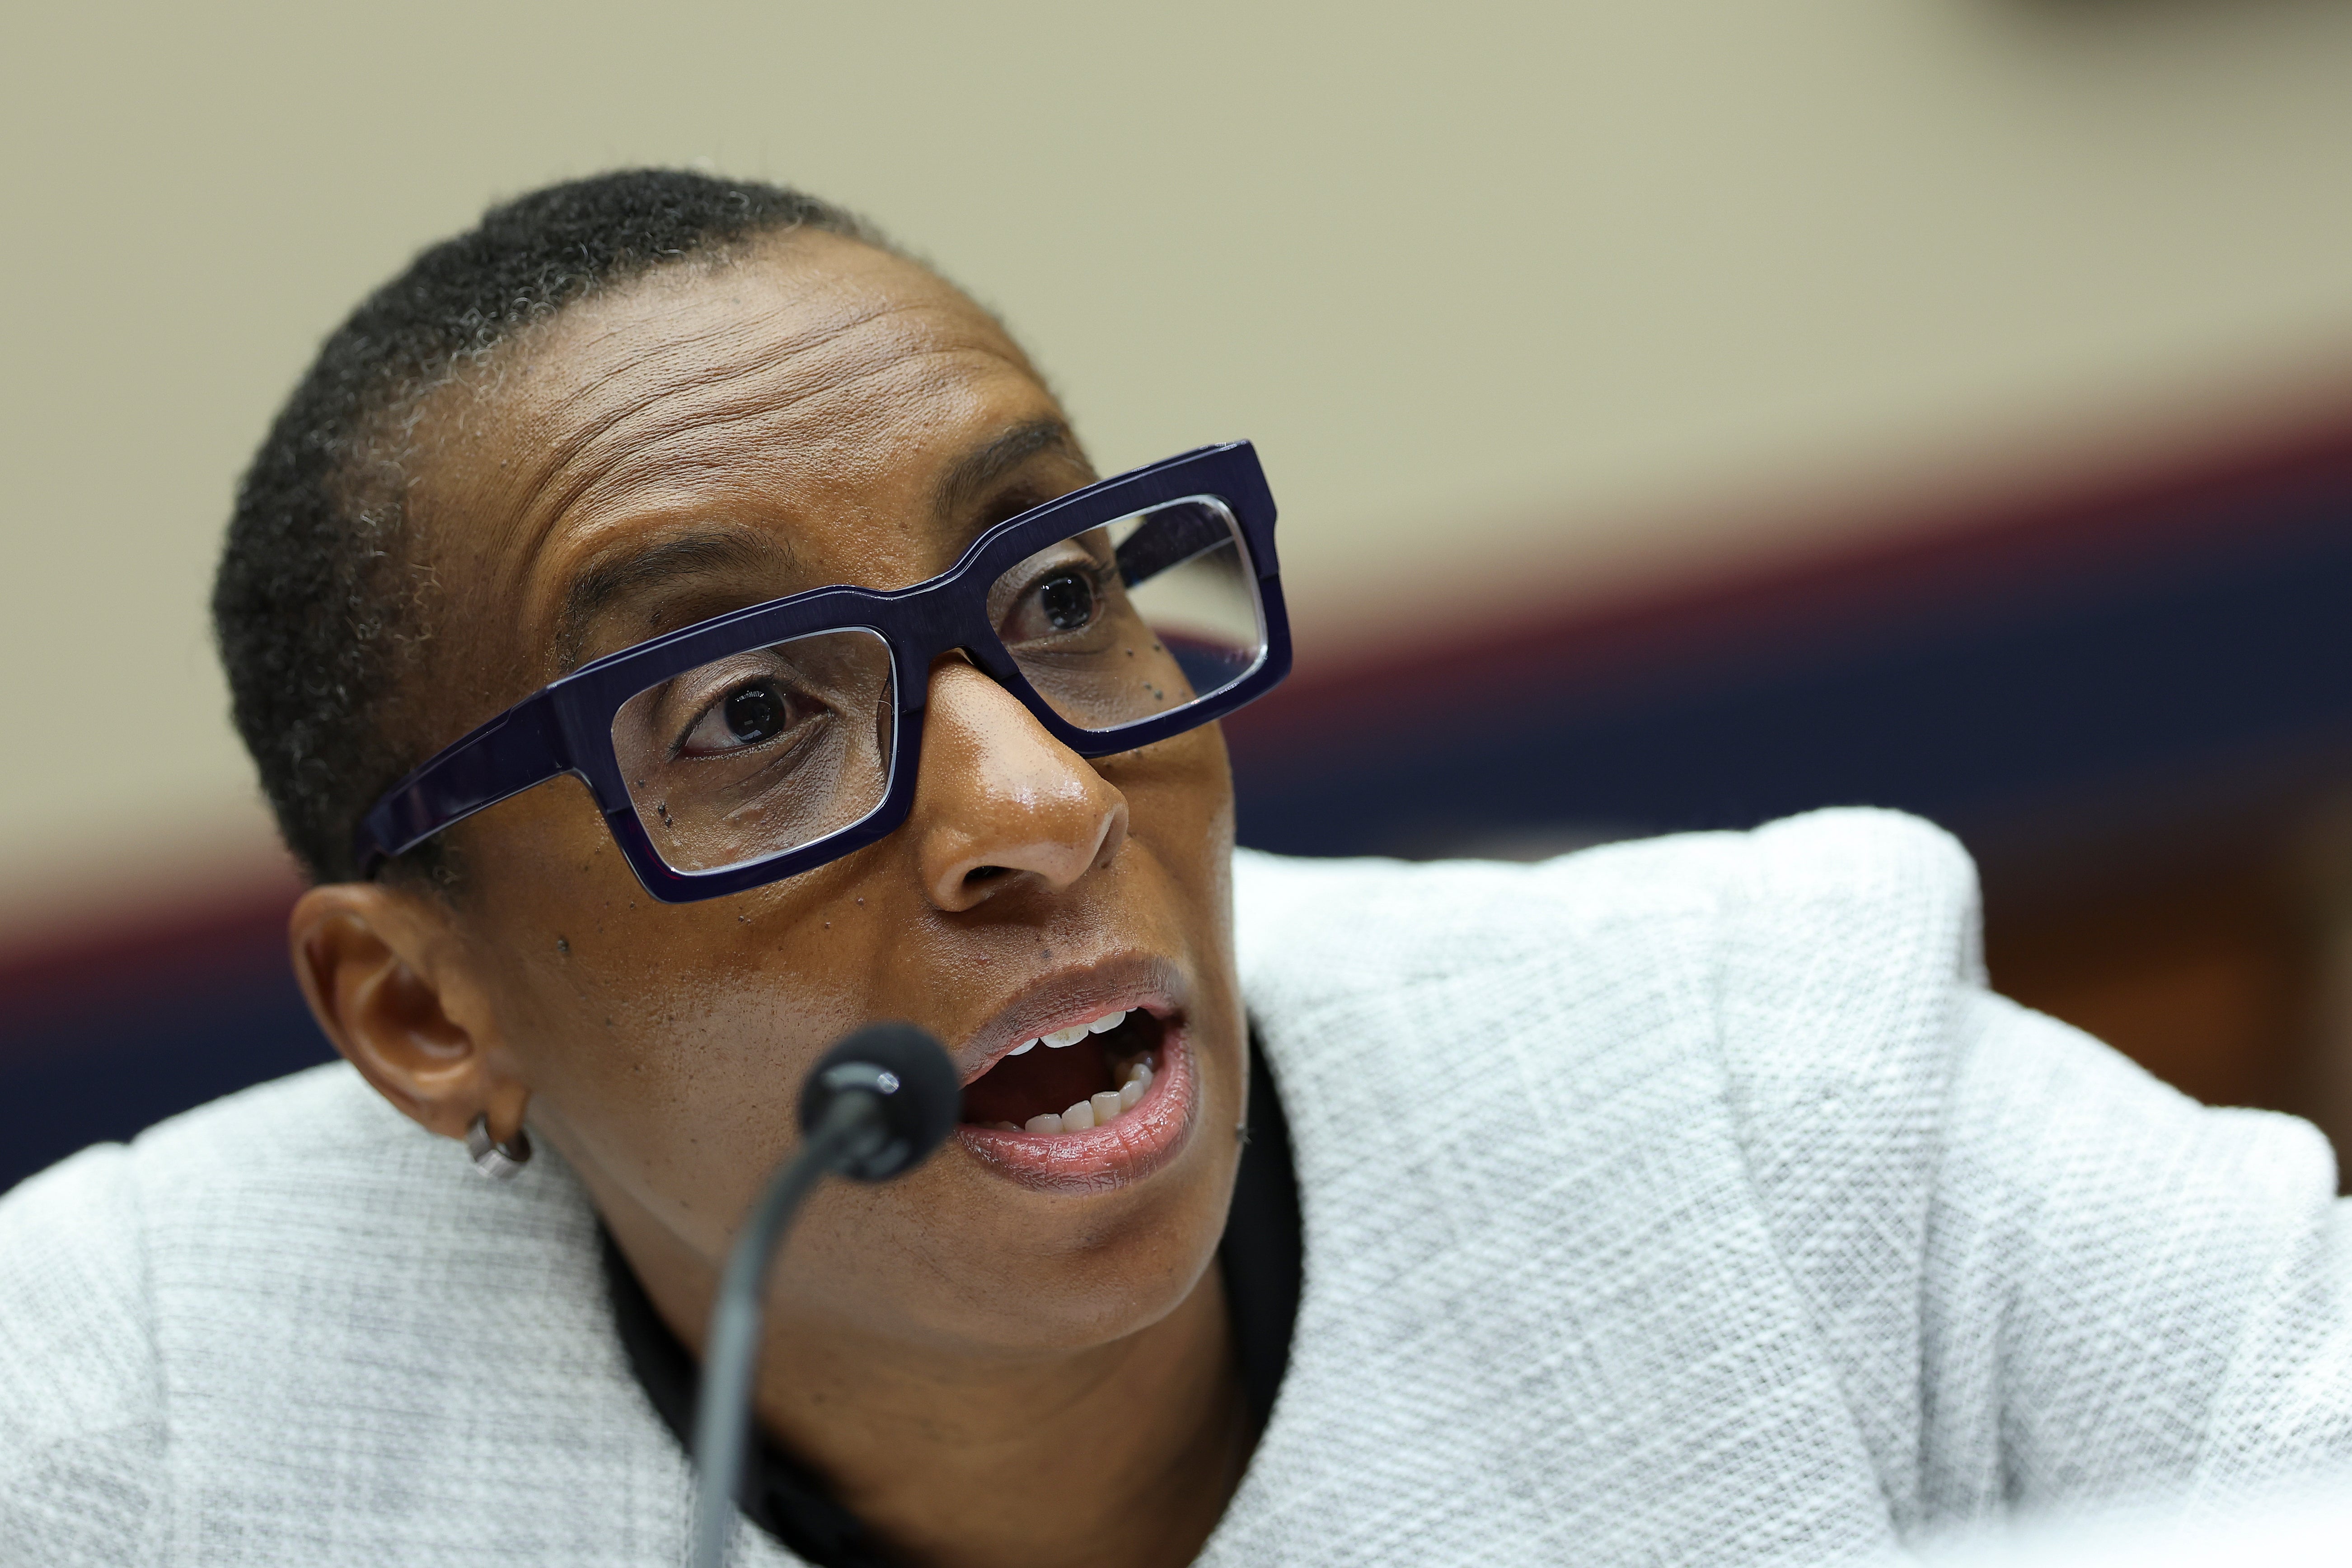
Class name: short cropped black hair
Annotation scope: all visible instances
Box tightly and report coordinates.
[212,170,882,884]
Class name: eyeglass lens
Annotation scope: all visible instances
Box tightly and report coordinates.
[990,496,1265,733]
[610,628,897,875]
[609,496,1265,875]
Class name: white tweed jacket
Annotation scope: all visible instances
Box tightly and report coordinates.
[7,810,2352,1566]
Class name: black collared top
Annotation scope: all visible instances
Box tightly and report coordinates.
[602,1042,1302,1568]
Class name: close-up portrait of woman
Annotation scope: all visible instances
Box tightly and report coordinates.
[11,9,2352,1568]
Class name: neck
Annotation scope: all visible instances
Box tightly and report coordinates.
[602,1197,1250,1568]
[762,1266,1249,1568]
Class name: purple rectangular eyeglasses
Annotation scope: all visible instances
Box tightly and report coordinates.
[356,441,1292,903]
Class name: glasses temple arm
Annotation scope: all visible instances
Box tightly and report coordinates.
[353,693,570,876]
[1114,506,1240,588]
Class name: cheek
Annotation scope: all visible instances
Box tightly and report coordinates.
[450,792,899,1232]
[437,719,1246,1315]
[515,930,889,1252]
[1102,728,1238,956]
[1104,724,1235,848]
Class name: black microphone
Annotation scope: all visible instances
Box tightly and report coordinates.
[689,1022,960,1568]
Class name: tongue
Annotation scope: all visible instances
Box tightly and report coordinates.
[960,1044,1112,1125]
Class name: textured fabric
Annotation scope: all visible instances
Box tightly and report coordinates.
[7,809,2352,1566]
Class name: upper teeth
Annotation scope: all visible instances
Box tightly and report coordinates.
[1021,1009,1127,1054]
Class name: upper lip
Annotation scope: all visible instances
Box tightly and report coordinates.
[954,952,1185,1086]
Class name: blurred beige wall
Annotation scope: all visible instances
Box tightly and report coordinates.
[8,0,2352,927]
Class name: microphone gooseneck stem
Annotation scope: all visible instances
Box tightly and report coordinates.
[688,1092,884,1568]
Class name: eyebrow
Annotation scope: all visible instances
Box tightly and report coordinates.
[931,418,1087,526]
[550,421,1087,670]
[553,526,784,670]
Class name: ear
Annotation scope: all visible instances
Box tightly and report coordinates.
[289,881,529,1147]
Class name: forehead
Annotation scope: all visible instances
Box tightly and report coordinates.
[411,231,1071,669]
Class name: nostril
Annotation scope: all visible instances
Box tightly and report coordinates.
[965,865,1009,885]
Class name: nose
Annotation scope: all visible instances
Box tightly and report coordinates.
[909,659,1130,912]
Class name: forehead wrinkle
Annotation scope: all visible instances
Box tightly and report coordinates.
[499,302,1011,580]
[511,342,1025,631]
[428,233,1015,535]
[515,352,1042,663]
[545,337,1036,534]
[417,245,1054,710]
[535,290,935,431]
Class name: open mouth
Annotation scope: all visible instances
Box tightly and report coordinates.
[959,1008,1165,1135]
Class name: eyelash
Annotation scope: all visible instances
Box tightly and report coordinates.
[664,674,789,753]
[1007,557,1114,623]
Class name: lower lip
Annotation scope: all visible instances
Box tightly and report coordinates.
[952,1022,1198,1194]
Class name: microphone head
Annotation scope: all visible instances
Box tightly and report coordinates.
[798,1022,960,1181]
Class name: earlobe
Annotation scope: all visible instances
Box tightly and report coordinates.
[288,883,528,1146]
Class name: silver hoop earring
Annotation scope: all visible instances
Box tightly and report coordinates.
[466,1114,533,1180]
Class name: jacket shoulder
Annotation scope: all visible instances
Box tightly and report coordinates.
[0,1142,169,1562]
[1233,809,1982,1527]
[107,1060,604,1327]
[1706,811,1986,1526]
[1232,806,1980,1013]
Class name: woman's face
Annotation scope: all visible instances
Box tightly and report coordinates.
[362,232,1248,1361]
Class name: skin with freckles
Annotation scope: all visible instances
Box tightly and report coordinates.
[288,231,1255,1568]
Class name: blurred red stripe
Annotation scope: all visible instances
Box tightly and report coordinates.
[0,872,301,1050]
[1228,409,2352,764]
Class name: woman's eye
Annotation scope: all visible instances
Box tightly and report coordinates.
[682,681,795,755]
[1032,571,1097,632]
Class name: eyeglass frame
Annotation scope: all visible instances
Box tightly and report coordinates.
[355,440,1291,904]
